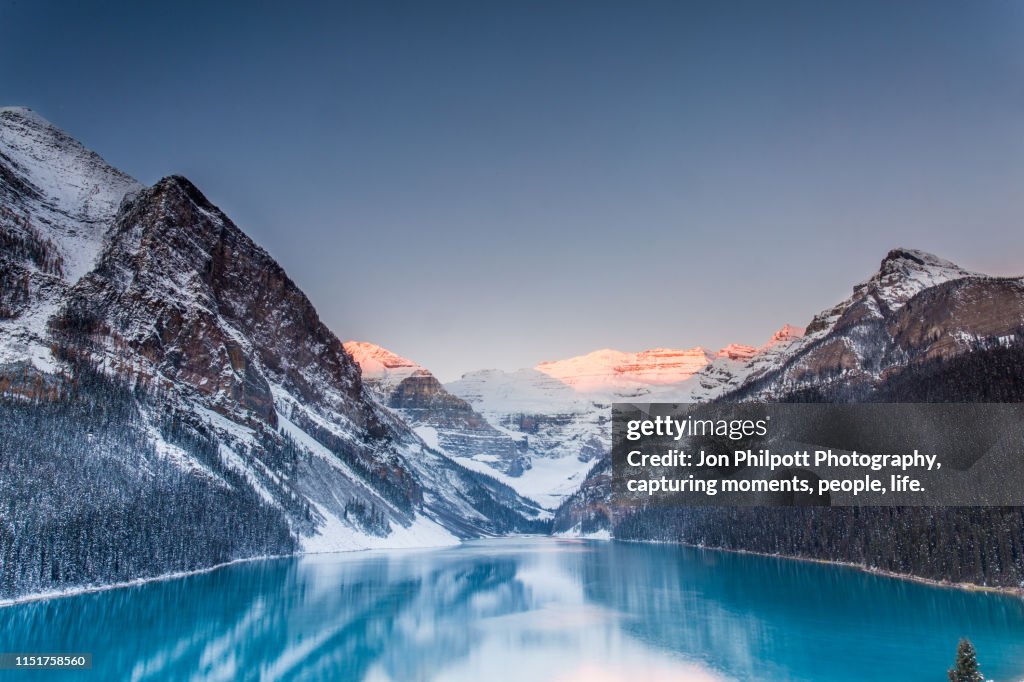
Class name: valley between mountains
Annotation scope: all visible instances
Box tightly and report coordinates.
[3,106,1024,599]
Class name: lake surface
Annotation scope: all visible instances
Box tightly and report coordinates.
[2,538,1024,681]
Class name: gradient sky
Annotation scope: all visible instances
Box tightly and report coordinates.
[3,1,1023,380]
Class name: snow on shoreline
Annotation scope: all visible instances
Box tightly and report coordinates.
[554,527,611,540]
[0,554,290,608]
[0,538,464,609]
[300,502,460,554]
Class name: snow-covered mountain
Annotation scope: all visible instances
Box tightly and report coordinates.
[344,341,532,477]
[335,236,883,520]
[672,250,980,406]
[344,330,808,510]
[8,107,1015,596]
[445,368,612,508]
[441,349,732,508]
[343,341,606,507]
[0,107,545,597]
[342,341,425,396]
[726,248,1010,400]
[535,346,714,392]
[552,248,1024,534]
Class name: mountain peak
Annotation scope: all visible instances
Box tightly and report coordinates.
[0,106,140,214]
[0,106,50,126]
[152,173,213,201]
[0,106,141,285]
[344,341,423,374]
[343,341,429,396]
[0,107,80,140]
[763,323,804,348]
[805,248,979,338]
[535,346,713,392]
[877,248,971,277]
[860,248,977,310]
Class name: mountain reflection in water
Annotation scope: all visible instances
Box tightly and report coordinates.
[2,538,1024,681]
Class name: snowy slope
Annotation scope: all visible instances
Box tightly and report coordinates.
[444,368,611,507]
[0,107,140,280]
[686,324,805,401]
[802,249,977,342]
[685,251,977,403]
[0,107,141,374]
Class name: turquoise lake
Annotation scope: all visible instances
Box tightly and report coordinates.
[2,538,1023,681]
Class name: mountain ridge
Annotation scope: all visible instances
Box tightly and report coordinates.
[552,246,1021,535]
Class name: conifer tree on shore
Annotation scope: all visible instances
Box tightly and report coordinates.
[948,638,984,682]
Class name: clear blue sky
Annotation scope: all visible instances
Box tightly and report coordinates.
[3,0,1023,380]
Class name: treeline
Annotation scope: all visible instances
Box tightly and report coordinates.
[447,458,552,535]
[612,339,1024,588]
[872,340,1024,403]
[552,458,613,535]
[0,364,296,599]
[615,506,1024,587]
[0,204,65,276]
[465,486,551,535]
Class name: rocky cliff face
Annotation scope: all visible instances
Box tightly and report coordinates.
[48,175,429,511]
[0,108,545,582]
[56,176,370,427]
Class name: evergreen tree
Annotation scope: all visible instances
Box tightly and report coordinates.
[948,638,984,682]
